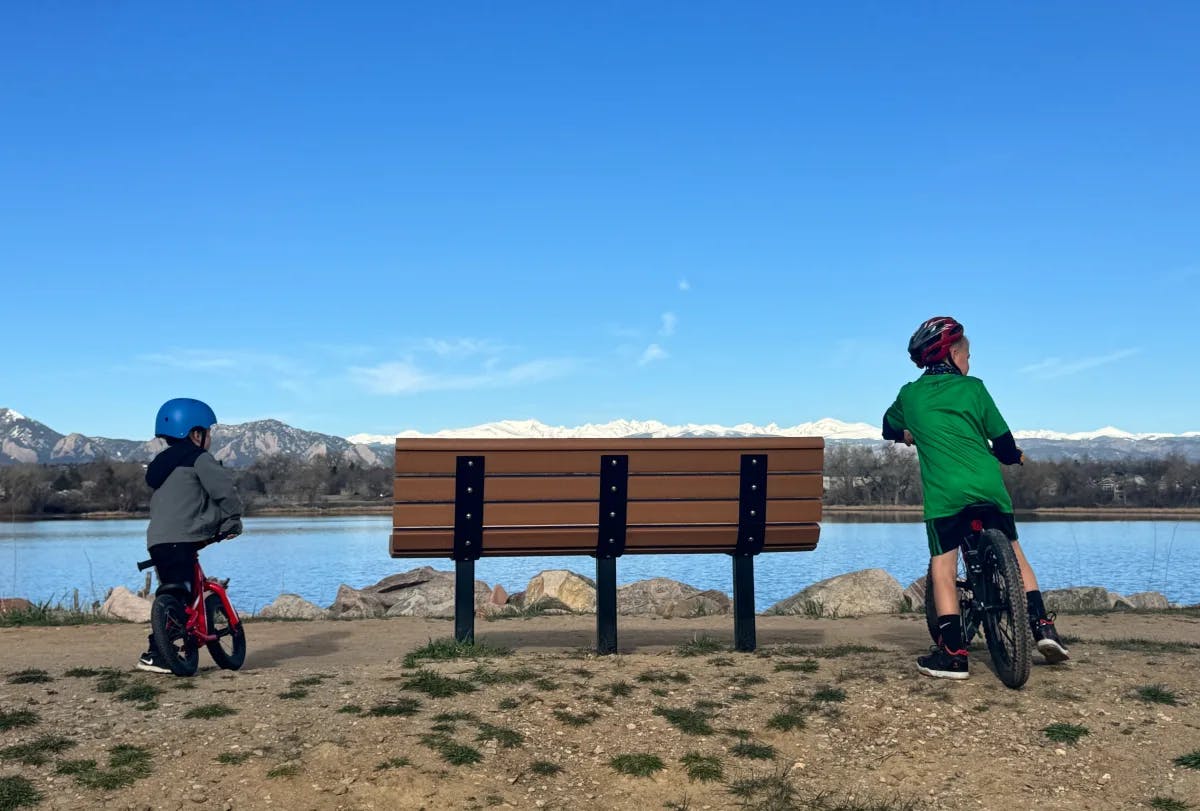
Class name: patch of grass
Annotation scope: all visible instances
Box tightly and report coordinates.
[606,680,633,698]
[768,643,882,659]
[708,656,736,667]
[5,669,51,685]
[469,664,540,685]
[118,683,163,703]
[729,691,754,702]
[402,637,511,669]
[278,689,308,700]
[0,709,38,732]
[433,711,479,723]
[730,674,767,688]
[184,703,237,719]
[401,668,478,698]
[568,666,593,679]
[653,707,714,735]
[775,659,820,674]
[1174,750,1200,770]
[637,669,691,685]
[366,698,421,717]
[63,667,104,678]
[610,753,665,777]
[289,675,328,687]
[1149,797,1192,811]
[497,697,520,710]
[217,751,251,765]
[337,704,362,714]
[676,635,725,657]
[530,760,563,776]
[475,722,523,748]
[267,763,301,778]
[651,687,670,697]
[726,769,798,805]
[95,671,128,693]
[61,745,153,789]
[531,677,560,691]
[1135,685,1179,705]
[694,699,723,710]
[730,741,776,760]
[680,752,723,782]
[375,757,411,771]
[0,775,42,809]
[1087,638,1200,654]
[552,709,600,727]
[419,734,483,766]
[812,686,847,703]
[766,709,806,732]
[0,735,76,766]
[1043,723,1089,744]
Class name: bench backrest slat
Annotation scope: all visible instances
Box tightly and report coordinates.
[396,447,822,475]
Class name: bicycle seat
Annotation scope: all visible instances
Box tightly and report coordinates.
[959,502,1003,522]
[155,582,191,599]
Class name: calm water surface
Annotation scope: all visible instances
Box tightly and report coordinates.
[2,516,1196,613]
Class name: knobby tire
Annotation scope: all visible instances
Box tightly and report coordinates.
[204,592,246,670]
[978,529,1032,689]
[151,594,198,677]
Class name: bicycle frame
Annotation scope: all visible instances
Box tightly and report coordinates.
[185,558,241,646]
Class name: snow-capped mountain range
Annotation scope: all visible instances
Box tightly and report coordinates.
[3,408,1199,466]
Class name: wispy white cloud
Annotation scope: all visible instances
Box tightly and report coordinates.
[1019,348,1140,379]
[138,349,310,377]
[350,357,575,395]
[638,344,668,366]
[659,312,678,337]
[678,278,691,292]
[420,338,504,358]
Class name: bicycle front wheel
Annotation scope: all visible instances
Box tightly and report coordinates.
[204,593,246,670]
[151,594,198,677]
[977,529,1032,689]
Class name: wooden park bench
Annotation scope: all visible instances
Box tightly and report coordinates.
[389,437,823,653]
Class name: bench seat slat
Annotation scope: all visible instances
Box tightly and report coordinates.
[393,498,820,528]
[390,523,821,557]
[395,448,822,476]
[394,472,823,503]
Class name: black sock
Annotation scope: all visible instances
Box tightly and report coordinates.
[936,615,964,652]
[1026,590,1046,622]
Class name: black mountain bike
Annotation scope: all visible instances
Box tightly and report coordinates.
[923,503,1032,689]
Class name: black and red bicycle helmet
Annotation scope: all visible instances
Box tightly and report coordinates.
[908,316,964,368]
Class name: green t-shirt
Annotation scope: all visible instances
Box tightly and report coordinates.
[884,374,1013,519]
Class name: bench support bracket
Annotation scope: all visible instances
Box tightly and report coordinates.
[596,557,618,654]
[732,554,756,652]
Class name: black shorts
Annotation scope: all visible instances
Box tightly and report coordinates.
[925,510,1018,556]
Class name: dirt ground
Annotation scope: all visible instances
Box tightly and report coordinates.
[2,611,1199,811]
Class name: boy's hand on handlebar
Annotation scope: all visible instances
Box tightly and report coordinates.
[901,430,914,447]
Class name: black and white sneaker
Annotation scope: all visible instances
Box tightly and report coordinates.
[1032,613,1070,663]
[917,646,970,680]
[136,651,171,674]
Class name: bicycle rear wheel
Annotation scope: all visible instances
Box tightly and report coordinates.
[977,529,1032,689]
[204,592,246,670]
[923,561,978,647]
[151,594,198,676]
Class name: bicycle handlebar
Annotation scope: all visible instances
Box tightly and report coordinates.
[136,530,240,572]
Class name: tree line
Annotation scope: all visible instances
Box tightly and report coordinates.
[1,446,1198,518]
[0,456,393,517]
[824,444,1200,509]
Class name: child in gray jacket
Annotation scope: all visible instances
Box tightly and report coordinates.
[138,398,243,673]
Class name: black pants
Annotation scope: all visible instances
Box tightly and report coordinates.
[145,542,200,651]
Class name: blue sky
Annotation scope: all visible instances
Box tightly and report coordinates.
[2,2,1197,440]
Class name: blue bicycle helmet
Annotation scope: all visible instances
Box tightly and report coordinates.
[154,398,218,439]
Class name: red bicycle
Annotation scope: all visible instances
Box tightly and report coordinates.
[137,535,246,676]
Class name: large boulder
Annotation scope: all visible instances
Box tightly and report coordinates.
[259,594,327,620]
[1126,591,1171,610]
[902,576,928,612]
[100,586,152,623]
[329,566,491,619]
[0,597,34,614]
[525,570,597,613]
[1043,587,1115,613]
[767,569,905,617]
[617,578,731,617]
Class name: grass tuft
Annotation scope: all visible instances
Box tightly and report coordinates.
[63,667,103,678]
[475,722,523,748]
[1043,723,1089,744]
[775,659,820,673]
[812,686,847,703]
[1135,684,1179,705]
[653,707,714,735]
[267,763,301,778]
[0,709,39,732]
[375,757,412,770]
[552,709,600,727]
[675,635,725,657]
[766,709,807,732]
[606,680,633,698]
[401,668,478,698]
[637,669,691,685]
[402,637,510,669]
[1149,797,1192,811]
[278,689,308,700]
[1174,750,1200,770]
[0,775,42,809]
[217,752,251,765]
[420,734,483,766]
[117,683,163,704]
[5,669,52,685]
[497,697,520,710]
[610,753,665,777]
[337,704,362,714]
[530,760,563,776]
[730,741,777,760]
[0,735,76,766]
[366,698,421,717]
[184,704,237,720]
[680,752,723,782]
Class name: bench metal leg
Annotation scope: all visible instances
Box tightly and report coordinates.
[596,556,618,655]
[732,554,756,652]
[455,559,475,644]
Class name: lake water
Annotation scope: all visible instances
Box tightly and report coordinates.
[2,516,1197,613]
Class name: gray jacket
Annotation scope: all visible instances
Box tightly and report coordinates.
[145,442,244,548]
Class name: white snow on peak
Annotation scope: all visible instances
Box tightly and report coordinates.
[1,408,26,422]
[347,417,883,444]
[1013,426,1181,441]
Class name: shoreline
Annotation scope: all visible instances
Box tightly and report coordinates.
[6,504,1199,522]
